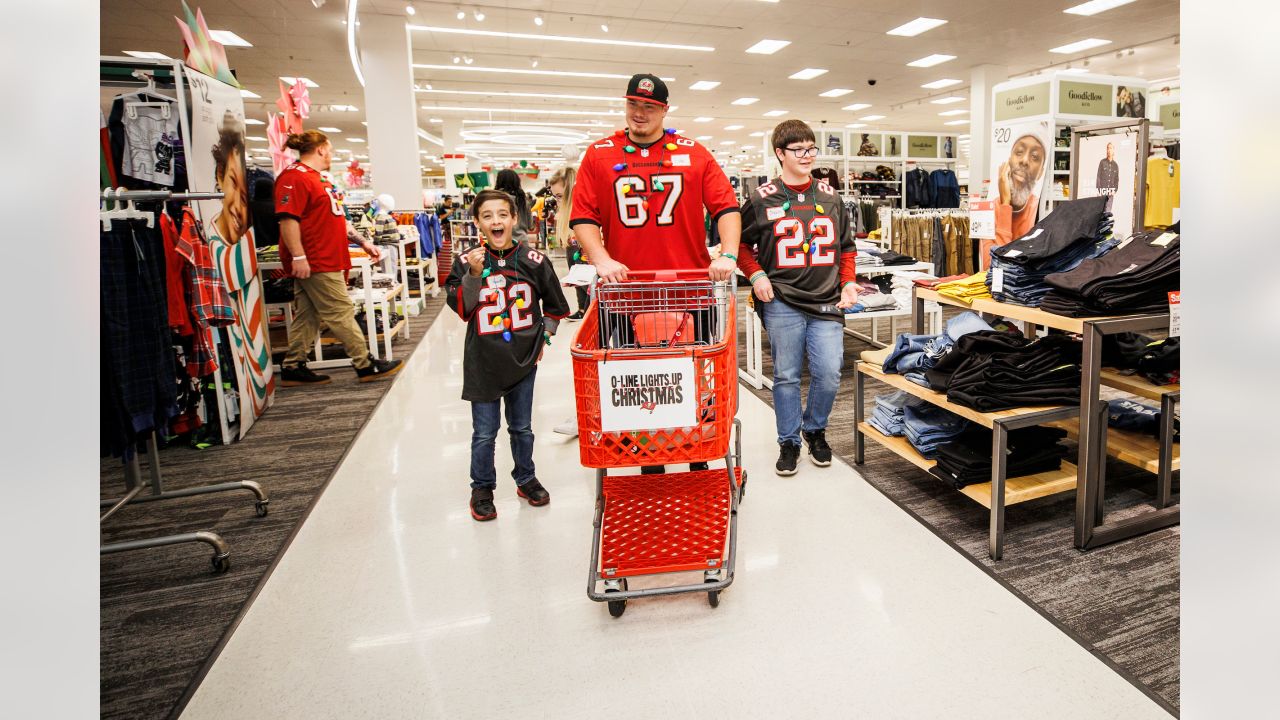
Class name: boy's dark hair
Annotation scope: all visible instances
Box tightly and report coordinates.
[471,188,516,216]
[771,119,816,152]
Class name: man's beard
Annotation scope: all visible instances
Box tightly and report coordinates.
[1010,174,1035,210]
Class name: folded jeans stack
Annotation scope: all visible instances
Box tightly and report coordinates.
[904,402,973,459]
[929,426,1070,488]
[1109,398,1180,441]
[986,196,1118,306]
[926,330,1083,411]
[1040,226,1181,317]
[935,272,993,305]
[868,390,915,437]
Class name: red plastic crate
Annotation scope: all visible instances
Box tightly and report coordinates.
[598,467,743,578]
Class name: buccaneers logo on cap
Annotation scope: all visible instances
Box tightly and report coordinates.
[638,78,655,95]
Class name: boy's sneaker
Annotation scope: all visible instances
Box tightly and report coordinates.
[470,488,497,522]
[279,364,331,387]
[803,430,833,467]
[553,417,578,437]
[356,358,403,383]
[776,443,801,476]
[516,478,551,506]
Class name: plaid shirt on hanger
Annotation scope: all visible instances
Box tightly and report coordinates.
[174,207,234,376]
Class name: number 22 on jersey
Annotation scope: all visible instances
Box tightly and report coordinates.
[773,217,836,268]
[477,282,535,335]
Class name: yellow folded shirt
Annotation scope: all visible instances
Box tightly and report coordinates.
[935,272,992,305]
[859,346,892,369]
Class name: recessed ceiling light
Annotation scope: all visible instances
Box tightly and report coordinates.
[886,17,947,37]
[724,124,744,130]
[731,97,759,105]
[414,63,673,81]
[907,54,956,68]
[330,104,359,111]
[1064,0,1137,16]
[944,120,969,126]
[280,76,319,88]
[473,10,485,21]
[456,8,465,20]
[749,131,766,137]
[534,15,543,26]
[938,109,968,116]
[845,123,866,128]
[429,118,443,122]
[719,140,736,145]
[464,56,474,65]
[240,89,261,98]
[859,115,885,121]
[694,117,714,122]
[318,126,343,132]
[745,38,791,54]
[921,78,962,89]
[420,105,623,117]
[842,103,871,111]
[209,30,252,47]
[405,4,415,16]
[1050,38,1111,54]
[931,96,965,104]
[244,118,265,126]
[696,135,713,140]
[820,88,853,98]
[690,80,721,90]
[348,137,366,142]
[789,68,828,80]
[762,110,787,117]
[600,24,608,32]
[408,26,714,52]
[453,56,461,64]
[122,50,172,60]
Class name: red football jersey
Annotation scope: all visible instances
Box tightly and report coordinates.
[571,131,739,272]
[274,162,350,274]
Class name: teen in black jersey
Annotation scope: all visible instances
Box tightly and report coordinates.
[737,120,860,475]
[446,190,570,521]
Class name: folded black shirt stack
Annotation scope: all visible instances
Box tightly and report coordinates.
[925,330,1082,411]
[987,196,1117,306]
[1101,333,1180,386]
[1040,226,1180,317]
[929,425,1070,489]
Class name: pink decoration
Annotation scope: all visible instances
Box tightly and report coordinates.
[345,160,366,188]
[267,114,293,175]
[289,80,311,121]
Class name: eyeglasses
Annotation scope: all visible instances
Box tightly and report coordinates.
[781,146,819,158]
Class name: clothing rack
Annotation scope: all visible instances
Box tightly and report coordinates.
[100,188,270,573]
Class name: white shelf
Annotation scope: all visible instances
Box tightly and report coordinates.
[856,261,933,275]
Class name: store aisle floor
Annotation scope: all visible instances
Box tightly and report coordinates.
[180,311,1171,720]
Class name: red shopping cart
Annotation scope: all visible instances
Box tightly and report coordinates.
[571,270,746,617]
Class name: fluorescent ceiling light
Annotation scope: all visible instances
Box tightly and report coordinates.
[209,30,252,47]
[931,96,965,104]
[1050,38,1111,54]
[348,137,366,142]
[820,88,853,98]
[907,54,956,68]
[1060,67,1091,75]
[845,123,866,128]
[429,118,443,122]
[244,118,265,126]
[280,76,319,88]
[421,105,622,117]
[694,117,714,122]
[920,78,962,89]
[745,39,790,54]
[418,88,619,103]
[842,103,871,111]
[1064,0,1137,16]
[690,80,721,90]
[886,18,947,37]
[462,120,608,128]
[731,97,760,105]
[696,135,712,140]
[240,89,261,98]
[246,136,268,142]
[318,126,343,132]
[762,110,787,117]
[944,120,969,126]
[408,25,713,52]
[414,64,673,81]
[330,104,359,112]
[938,109,968,116]
[789,68,828,80]
[749,131,765,137]
[719,141,736,145]
[122,51,172,60]
[859,115,885,121]
[724,125,744,130]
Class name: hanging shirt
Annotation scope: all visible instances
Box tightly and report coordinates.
[173,207,234,378]
[274,162,350,274]
[121,101,180,186]
[444,243,571,402]
[1144,157,1180,228]
[736,177,857,321]
[571,130,739,271]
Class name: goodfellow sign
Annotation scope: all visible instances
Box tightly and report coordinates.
[1060,81,1113,117]
[995,82,1050,121]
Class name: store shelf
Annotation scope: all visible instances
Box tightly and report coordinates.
[917,288,1097,333]
[843,307,913,322]
[856,262,933,275]
[857,421,1078,508]
[1099,369,1180,401]
[1049,420,1180,475]
[858,362,1072,430]
[349,283,403,304]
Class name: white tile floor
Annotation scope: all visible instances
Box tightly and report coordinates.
[181,311,1171,720]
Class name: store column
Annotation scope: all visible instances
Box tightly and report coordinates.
[441,119,467,191]
[359,13,423,207]
[969,64,1008,187]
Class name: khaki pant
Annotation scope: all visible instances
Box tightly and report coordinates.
[284,271,371,370]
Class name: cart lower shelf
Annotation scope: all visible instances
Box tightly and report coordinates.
[599,467,744,579]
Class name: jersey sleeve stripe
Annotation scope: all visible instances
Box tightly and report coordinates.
[568,218,601,228]
[711,206,742,223]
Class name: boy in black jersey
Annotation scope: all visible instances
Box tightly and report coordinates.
[446,190,571,521]
[737,120,859,476]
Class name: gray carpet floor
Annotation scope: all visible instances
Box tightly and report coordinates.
[737,292,1180,715]
[100,293,446,720]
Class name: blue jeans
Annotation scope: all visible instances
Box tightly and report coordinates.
[470,367,538,490]
[762,300,844,446]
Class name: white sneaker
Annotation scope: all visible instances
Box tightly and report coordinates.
[553,417,578,437]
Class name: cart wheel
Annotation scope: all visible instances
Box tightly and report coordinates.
[211,555,231,574]
[255,500,270,518]
[706,579,720,608]
[605,578,628,618]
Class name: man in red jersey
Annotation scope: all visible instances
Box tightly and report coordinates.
[571,73,742,283]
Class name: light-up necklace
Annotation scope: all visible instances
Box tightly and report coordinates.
[612,127,680,211]
[482,244,522,343]
[778,179,826,256]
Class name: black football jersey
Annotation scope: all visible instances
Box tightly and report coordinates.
[445,242,571,402]
[739,177,855,320]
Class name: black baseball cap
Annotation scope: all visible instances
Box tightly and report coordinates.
[625,73,668,107]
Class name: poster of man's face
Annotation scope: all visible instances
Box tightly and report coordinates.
[1076,132,1138,240]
